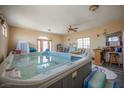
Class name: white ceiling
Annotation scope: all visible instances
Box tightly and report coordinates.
[0,5,124,34]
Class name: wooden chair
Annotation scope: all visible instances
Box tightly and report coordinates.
[109,52,120,66]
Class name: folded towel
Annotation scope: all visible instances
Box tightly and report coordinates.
[88,72,106,88]
[5,68,21,79]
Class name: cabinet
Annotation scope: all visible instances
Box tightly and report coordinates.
[63,62,91,88]
[57,44,63,52]
[48,62,91,88]
[93,49,103,65]
[48,80,62,88]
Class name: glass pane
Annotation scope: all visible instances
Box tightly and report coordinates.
[2,26,5,36]
[77,38,82,48]
[49,41,52,51]
[108,36,119,41]
[77,37,90,49]
[38,40,41,52]
[43,41,48,51]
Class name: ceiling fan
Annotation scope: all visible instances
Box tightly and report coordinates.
[67,25,78,32]
[66,5,99,33]
[0,13,5,25]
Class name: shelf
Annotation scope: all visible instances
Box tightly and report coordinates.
[106,46,123,48]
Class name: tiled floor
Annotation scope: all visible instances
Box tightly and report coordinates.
[102,62,124,88]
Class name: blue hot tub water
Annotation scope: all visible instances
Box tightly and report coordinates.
[9,51,81,80]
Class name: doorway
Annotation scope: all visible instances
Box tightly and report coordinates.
[37,39,51,52]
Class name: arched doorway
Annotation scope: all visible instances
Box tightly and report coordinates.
[37,36,52,52]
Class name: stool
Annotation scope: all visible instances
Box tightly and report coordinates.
[109,52,120,66]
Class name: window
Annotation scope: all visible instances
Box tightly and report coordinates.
[2,26,4,35]
[77,37,90,49]
[1,23,7,37]
[107,36,121,46]
[108,36,119,42]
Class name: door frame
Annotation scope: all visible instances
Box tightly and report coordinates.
[122,30,124,70]
[37,39,52,52]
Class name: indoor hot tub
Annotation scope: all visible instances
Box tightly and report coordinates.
[0,51,92,88]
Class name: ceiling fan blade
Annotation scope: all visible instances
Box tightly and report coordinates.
[68,30,70,32]
[67,25,78,33]
[72,29,77,32]
[73,27,78,29]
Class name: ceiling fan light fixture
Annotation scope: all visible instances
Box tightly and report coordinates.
[89,5,99,12]
[48,29,51,31]
[0,14,5,25]
[67,25,78,33]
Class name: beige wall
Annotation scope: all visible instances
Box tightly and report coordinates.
[63,20,124,50]
[8,26,64,53]
[8,20,124,56]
